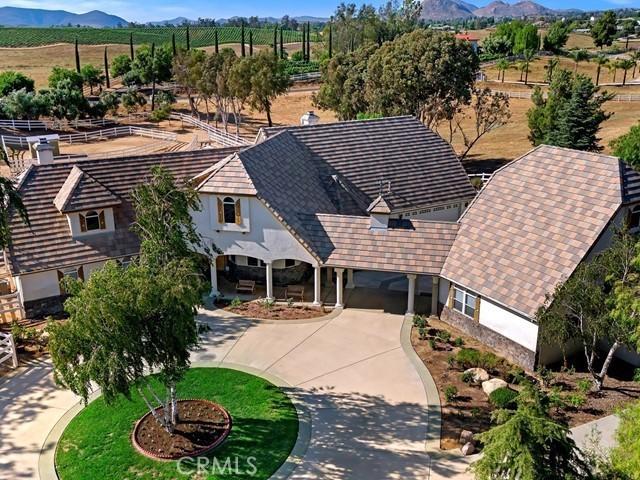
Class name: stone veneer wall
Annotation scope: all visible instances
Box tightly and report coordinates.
[440,305,536,371]
[24,295,66,319]
[225,262,312,287]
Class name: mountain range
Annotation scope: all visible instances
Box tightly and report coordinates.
[420,0,576,20]
[0,7,127,27]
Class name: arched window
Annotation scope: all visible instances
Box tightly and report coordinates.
[223,197,236,224]
[85,211,101,231]
[629,205,640,231]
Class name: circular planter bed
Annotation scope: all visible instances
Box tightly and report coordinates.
[132,399,232,460]
[56,368,298,480]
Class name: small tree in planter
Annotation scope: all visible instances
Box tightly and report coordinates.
[49,166,213,433]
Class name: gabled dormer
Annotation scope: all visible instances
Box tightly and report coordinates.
[367,194,392,231]
[53,166,121,237]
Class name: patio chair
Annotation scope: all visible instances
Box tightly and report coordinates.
[235,280,256,294]
[285,285,304,302]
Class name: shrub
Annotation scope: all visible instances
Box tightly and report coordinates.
[453,337,464,347]
[447,354,456,368]
[576,378,592,394]
[229,297,243,308]
[507,366,526,385]
[437,330,451,343]
[262,298,275,309]
[418,326,427,340]
[444,385,458,403]
[489,387,519,409]
[564,392,587,408]
[455,348,482,369]
[461,371,475,384]
[548,386,566,411]
[413,314,427,328]
[428,338,437,350]
[479,351,499,370]
[536,365,555,388]
[633,368,640,383]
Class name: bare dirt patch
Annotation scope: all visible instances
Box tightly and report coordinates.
[132,399,231,460]
[217,298,327,320]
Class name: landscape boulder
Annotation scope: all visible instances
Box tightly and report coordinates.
[463,367,489,384]
[459,430,475,445]
[461,442,475,456]
[482,378,508,396]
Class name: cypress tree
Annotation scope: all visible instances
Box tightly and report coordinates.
[241,23,246,57]
[186,25,191,50]
[328,23,333,59]
[214,29,219,54]
[151,42,156,111]
[273,27,278,57]
[172,33,176,56]
[279,28,284,59]
[306,22,311,62]
[250,31,254,56]
[104,46,110,89]
[75,37,81,73]
[301,27,306,62]
[129,32,134,60]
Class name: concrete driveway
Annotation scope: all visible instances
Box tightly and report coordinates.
[0,306,473,479]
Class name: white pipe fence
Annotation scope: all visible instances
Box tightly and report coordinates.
[489,89,640,102]
[169,112,250,147]
[0,118,116,131]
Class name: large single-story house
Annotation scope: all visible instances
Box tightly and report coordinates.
[4,116,640,370]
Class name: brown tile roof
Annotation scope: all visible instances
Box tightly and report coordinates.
[53,166,122,213]
[197,154,257,195]
[8,148,238,275]
[299,214,459,275]
[441,145,625,319]
[261,116,477,211]
[367,195,391,214]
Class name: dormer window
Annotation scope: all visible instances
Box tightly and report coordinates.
[629,205,640,231]
[79,210,106,232]
[217,197,242,225]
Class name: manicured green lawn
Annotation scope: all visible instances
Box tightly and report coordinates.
[56,368,298,480]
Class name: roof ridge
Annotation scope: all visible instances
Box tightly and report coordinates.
[260,115,418,135]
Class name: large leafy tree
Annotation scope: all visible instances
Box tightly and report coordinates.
[610,401,640,477]
[513,23,540,54]
[364,29,479,128]
[0,89,49,120]
[537,230,640,391]
[172,48,206,114]
[244,50,290,127]
[45,78,91,120]
[0,71,35,97]
[79,64,105,95]
[48,66,84,90]
[472,384,592,480]
[313,43,377,120]
[611,123,640,168]
[543,21,570,53]
[0,177,29,250]
[527,70,612,151]
[49,166,209,433]
[591,11,618,49]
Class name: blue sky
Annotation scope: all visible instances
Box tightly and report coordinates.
[2,0,639,22]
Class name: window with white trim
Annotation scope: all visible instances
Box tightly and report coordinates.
[453,286,477,318]
[79,209,106,233]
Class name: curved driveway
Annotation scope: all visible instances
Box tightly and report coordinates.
[0,307,473,479]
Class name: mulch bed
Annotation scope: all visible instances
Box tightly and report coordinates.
[132,399,232,460]
[412,316,640,451]
[217,299,327,320]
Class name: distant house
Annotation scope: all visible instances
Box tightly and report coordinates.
[455,33,479,52]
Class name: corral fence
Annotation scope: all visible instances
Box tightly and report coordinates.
[0,331,18,369]
[468,172,493,185]
[1,125,177,148]
[489,89,640,102]
[0,118,116,131]
[169,112,250,148]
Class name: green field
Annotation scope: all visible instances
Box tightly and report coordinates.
[0,26,321,48]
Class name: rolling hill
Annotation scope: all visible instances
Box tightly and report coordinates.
[420,0,574,20]
[0,7,127,27]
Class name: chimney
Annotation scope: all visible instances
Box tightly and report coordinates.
[367,194,391,231]
[300,111,320,126]
[35,138,54,165]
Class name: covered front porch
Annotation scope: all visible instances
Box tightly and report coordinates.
[210,256,440,316]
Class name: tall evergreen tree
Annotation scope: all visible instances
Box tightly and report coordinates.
[171,33,176,57]
[241,23,246,57]
[306,22,311,61]
[104,47,110,89]
[301,26,306,61]
[214,29,219,54]
[74,38,81,73]
[328,23,333,59]
[129,33,134,60]
[273,26,278,57]
[591,10,618,49]
[250,31,254,56]
[280,28,284,59]
[186,25,191,51]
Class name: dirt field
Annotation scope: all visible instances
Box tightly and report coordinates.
[484,56,640,86]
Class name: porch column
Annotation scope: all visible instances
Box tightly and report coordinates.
[406,274,417,315]
[210,256,220,297]
[326,266,334,286]
[346,268,355,289]
[313,265,322,305]
[265,261,274,301]
[335,267,344,308]
[431,276,440,316]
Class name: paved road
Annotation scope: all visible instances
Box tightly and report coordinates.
[0,306,475,479]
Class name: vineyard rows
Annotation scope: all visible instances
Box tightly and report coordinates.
[0,26,321,48]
